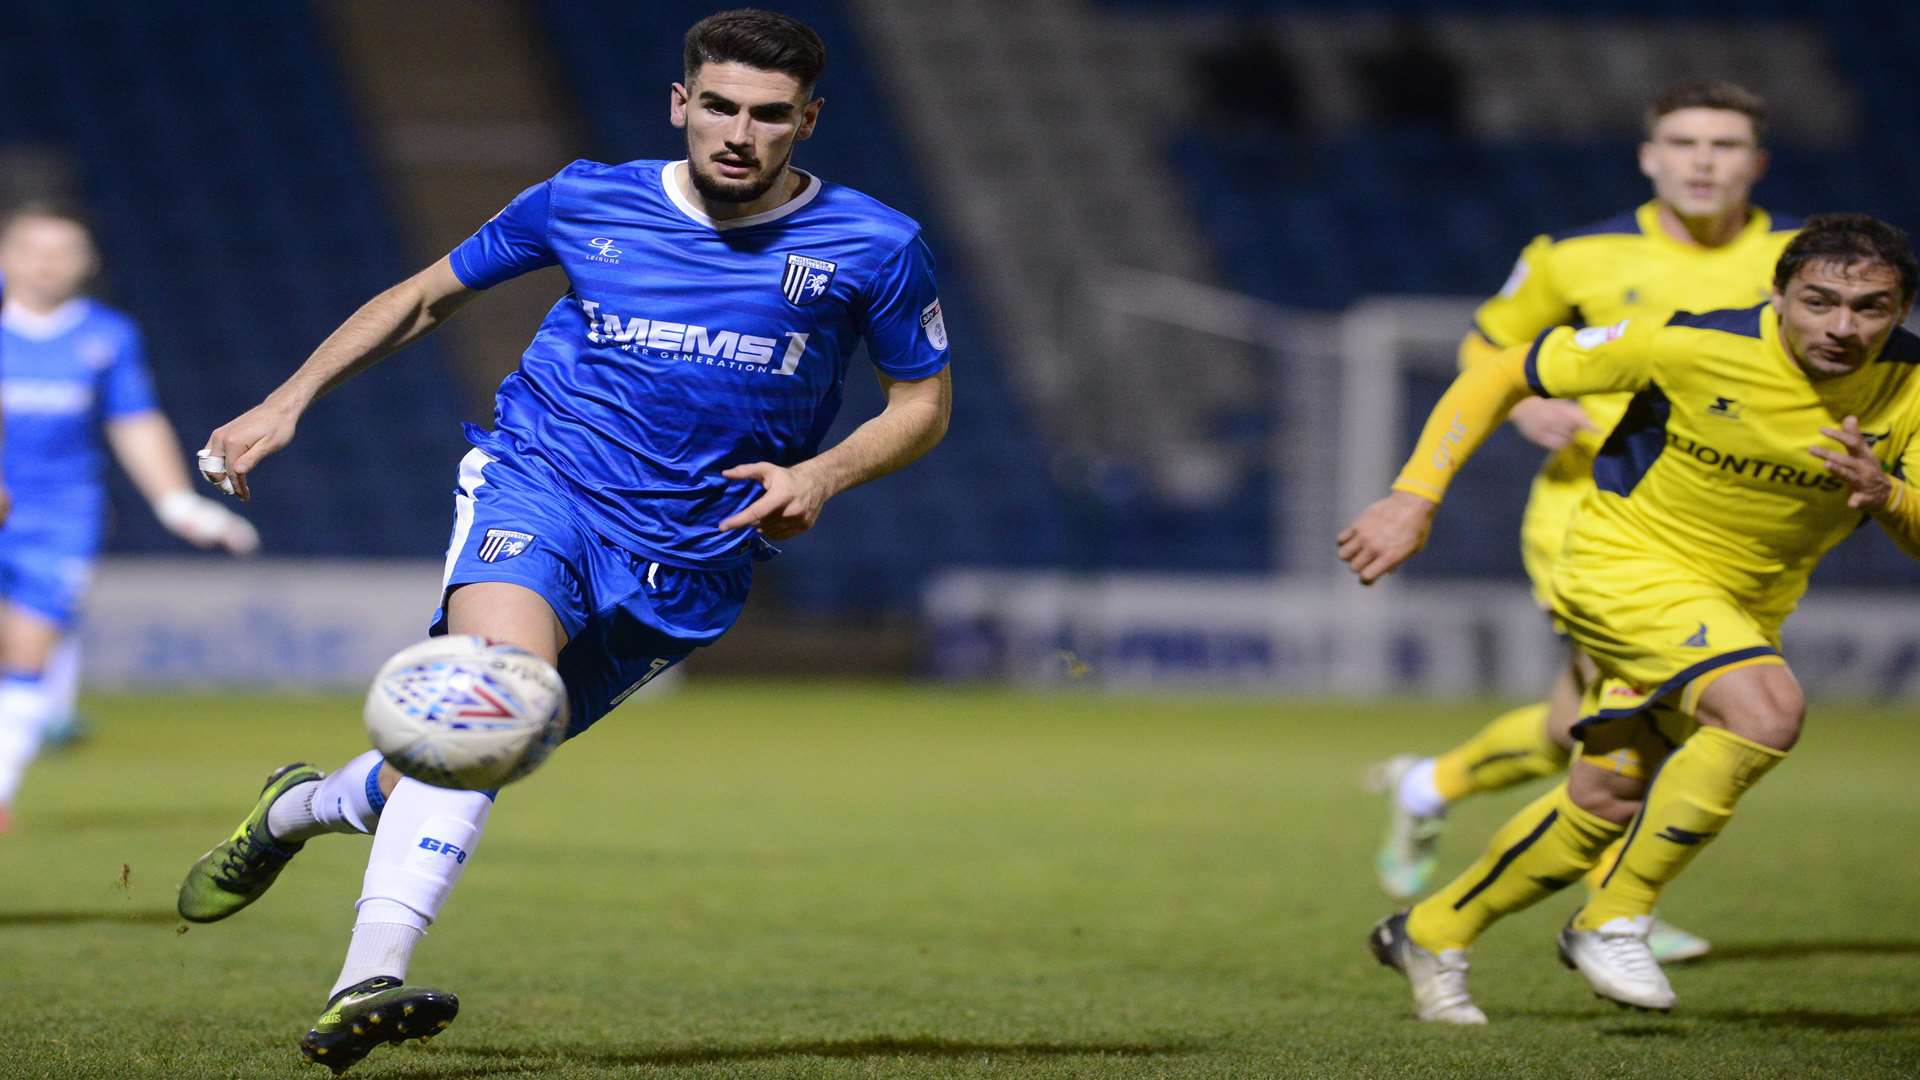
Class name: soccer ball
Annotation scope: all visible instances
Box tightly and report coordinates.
[364,635,569,790]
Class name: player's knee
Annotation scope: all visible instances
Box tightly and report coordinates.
[1566,765,1641,825]
[1697,672,1804,751]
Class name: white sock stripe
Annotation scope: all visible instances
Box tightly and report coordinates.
[440,448,495,592]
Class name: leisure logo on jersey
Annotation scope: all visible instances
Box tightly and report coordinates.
[587,237,621,264]
[478,529,535,563]
[782,253,836,306]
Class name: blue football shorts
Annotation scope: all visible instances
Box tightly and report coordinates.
[431,448,750,736]
[0,502,103,629]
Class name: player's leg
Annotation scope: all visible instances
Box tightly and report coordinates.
[300,581,564,1071]
[1371,658,1578,899]
[1372,716,1657,1022]
[37,634,88,749]
[1574,663,1794,932]
[0,605,64,831]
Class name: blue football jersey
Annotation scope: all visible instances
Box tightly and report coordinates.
[448,158,951,569]
[0,298,158,502]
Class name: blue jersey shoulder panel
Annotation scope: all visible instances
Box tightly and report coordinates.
[1665,304,1765,338]
[1548,210,1642,244]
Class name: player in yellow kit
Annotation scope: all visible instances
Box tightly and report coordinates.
[1372,84,1797,965]
[1343,213,1920,1022]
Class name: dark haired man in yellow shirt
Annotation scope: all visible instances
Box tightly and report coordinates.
[1346,213,1920,1022]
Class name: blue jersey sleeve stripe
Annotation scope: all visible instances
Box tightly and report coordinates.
[1523,327,1554,397]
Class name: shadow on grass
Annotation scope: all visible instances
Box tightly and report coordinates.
[1691,1008,1920,1032]
[1518,1006,1919,1033]
[1695,939,1920,963]
[0,909,182,928]
[29,806,231,832]
[378,1036,1193,1076]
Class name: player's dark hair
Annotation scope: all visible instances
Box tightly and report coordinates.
[684,9,826,93]
[0,199,95,241]
[1774,213,1918,303]
[1645,80,1767,144]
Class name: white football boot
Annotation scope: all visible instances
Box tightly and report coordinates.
[1645,915,1712,963]
[1558,913,1677,1011]
[1365,755,1445,900]
[1369,911,1488,1024]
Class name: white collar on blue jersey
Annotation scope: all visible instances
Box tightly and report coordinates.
[1,296,91,341]
[662,160,822,231]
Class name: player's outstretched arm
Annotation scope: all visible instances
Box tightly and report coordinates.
[1459,328,1594,451]
[198,257,478,501]
[1337,344,1533,584]
[1812,415,1920,559]
[720,366,951,541]
[107,410,259,554]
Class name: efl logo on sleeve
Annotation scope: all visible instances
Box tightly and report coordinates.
[1572,319,1630,349]
[782,253,837,306]
[920,298,948,350]
[478,529,535,563]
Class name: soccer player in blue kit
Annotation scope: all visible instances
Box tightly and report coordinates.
[175,11,952,1072]
[0,204,259,832]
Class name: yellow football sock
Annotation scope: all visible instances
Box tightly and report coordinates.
[1430,702,1568,802]
[1581,835,1626,893]
[1575,726,1785,930]
[1406,782,1623,953]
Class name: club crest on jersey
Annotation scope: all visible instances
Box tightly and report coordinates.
[478,529,534,563]
[782,253,837,306]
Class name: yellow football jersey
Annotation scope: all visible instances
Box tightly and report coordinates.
[1528,303,1920,630]
[1471,203,1798,597]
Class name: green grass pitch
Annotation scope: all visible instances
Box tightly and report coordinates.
[1,684,1916,1078]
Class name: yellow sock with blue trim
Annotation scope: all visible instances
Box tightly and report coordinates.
[1581,835,1627,894]
[1574,726,1785,930]
[1430,702,1567,802]
[1405,782,1623,953]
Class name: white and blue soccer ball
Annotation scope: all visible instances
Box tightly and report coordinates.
[364,635,569,790]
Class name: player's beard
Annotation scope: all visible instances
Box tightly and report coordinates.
[687,141,793,204]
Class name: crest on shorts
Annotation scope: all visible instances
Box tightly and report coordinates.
[782,253,837,306]
[478,529,534,563]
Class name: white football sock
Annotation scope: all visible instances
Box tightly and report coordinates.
[331,899,428,997]
[1397,757,1448,819]
[328,777,492,995]
[40,637,81,730]
[268,749,389,842]
[0,674,57,807]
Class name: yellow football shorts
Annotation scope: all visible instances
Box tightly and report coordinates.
[1549,540,1785,779]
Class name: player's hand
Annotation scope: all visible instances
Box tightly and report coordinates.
[1337,490,1438,585]
[719,461,829,541]
[156,491,262,555]
[1809,414,1893,509]
[1508,397,1596,451]
[198,397,302,501]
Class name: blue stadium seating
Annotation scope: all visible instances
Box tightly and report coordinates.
[0,2,469,558]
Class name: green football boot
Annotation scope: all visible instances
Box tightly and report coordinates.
[177,762,322,922]
[300,976,459,1074]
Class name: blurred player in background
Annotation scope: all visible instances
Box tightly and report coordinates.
[1344,213,1920,1021]
[1370,81,1797,962]
[174,10,951,1073]
[0,203,258,832]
